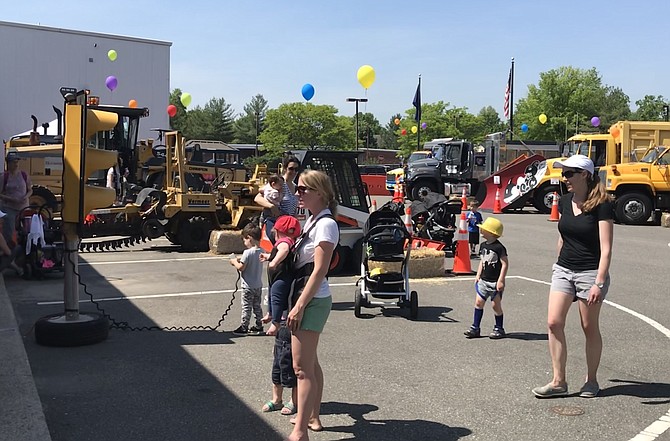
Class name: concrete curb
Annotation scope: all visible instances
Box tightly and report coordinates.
[0,276,52,441]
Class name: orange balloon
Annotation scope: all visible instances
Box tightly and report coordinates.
[610,127,620,138]
[394,118,400,126]
[128,99,137,108]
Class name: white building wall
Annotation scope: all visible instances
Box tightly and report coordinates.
[0,21,171,145]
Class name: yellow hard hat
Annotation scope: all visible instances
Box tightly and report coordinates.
[478,217,503,237]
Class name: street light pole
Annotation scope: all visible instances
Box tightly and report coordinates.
[346,97,368,150]
[254,111,260,157]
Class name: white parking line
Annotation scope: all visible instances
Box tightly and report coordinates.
[35,274,670,439]
[79,256,224,266]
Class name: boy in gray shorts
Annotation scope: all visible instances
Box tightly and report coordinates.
[464,217,509,339]
[230,223,265,335]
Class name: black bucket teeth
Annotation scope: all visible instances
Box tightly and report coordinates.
[79,235,151,253]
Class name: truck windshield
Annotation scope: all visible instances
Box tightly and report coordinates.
[639,146,669,164]
[563,141,586,156]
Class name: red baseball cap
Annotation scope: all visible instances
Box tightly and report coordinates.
[273,215,301,238]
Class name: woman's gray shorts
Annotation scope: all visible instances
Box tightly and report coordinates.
[550,263,610,300]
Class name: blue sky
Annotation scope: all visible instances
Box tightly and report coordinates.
[7,1,670,124]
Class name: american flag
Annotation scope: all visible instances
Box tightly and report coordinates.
[503,67,512,120]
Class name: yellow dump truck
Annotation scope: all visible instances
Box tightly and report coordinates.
[531,121,670,213]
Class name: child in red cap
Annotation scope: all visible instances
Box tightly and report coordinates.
[259,215,301,415]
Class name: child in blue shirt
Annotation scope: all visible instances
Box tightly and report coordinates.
[466,200,484,256]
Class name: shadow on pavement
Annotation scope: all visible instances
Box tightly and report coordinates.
[14,264,285,441]
[320,401,472,440]
[601,379,670,404]
[505,332,548,341]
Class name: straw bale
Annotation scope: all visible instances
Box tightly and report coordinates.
[662,212,670,228]
[209,229,245,254]
[368,248,445,278]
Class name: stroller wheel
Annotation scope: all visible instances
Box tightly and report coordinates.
[409,291,419,320]
[354,288,364,318]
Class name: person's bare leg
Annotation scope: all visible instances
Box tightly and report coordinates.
[288,330,319,441]
[578,299,603,383]
[547,291,574,386]
[307,357,323,431]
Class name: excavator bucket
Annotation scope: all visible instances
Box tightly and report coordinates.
[476,154,548,211]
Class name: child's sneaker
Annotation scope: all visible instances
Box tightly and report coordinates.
[248,325,265,335]
[464,327,480,338]
[489,327,506,339]
[232,325,249,335]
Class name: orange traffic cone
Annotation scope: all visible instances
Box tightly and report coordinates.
[392,182,400,202]
[548,192,559,222]
[493,187,502,214]
[398,183,405,202]
[461,187,468,210]
[452,211,474,275]
[404,207,413,235]
[371,199,378,213]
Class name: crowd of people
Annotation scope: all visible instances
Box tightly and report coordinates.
[228,153,614,440]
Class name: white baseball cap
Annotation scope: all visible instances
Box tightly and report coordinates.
[554,154,595,175]
[0,210,6,218]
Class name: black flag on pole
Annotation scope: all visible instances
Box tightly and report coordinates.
[413,81,421,122]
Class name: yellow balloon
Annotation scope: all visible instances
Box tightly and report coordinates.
[357,65,376,89]
[411,126,418,134]
[107,49,117,61]
[539,113,547,124]
[180,92,192,107]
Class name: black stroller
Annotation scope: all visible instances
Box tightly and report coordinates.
[409,191,462,255]
[354,206,418,320]
[15,205,64,279]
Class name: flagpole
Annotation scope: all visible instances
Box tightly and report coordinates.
[509,57,515,140]
[416,74,421,151]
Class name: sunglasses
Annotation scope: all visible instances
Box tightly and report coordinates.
[286,166,298,171]
[295,185,314,195]
[561,169,583,179]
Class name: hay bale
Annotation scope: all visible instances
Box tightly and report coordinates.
[368,247,445,279]
[662,212,670,228]
[209,229,245,254]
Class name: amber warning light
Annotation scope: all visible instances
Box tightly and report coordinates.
[87,96,100,106]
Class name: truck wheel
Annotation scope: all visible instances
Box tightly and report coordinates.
[411,180,437,201]
[328,245,349,276]
[532,185,558,214]
[165,232,180,245]
[177,216,213,251]
[35,312,109,347]
[615,192,652,225]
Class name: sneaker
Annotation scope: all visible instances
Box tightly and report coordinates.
[489,327,506,339]
[579,381,600,398]
[232,325,249,336]
[532,382,568,398]
[248,325,265,335]
[464,327,480,338]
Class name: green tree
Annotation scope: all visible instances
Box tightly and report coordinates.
[258,103,353,158]
[168,88,188,132]
[600,86,631,126]
[513,66,626,141]
[631,95,668,121]
[475,106,506,139]
[353,112,381,149]
[379,114,401,150]
[185,97,235,141]
[233,94,269,143]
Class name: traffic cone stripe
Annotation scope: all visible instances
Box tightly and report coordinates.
[404,207,413,235]
[493,187,502,214]
[452,210,474,274]
[548,192,559,222]
[461,187,468,210]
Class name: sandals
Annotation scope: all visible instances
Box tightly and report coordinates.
[280,402,296,415]
[261,400,283,412]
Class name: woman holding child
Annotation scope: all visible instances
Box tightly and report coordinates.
[254,157,301,242]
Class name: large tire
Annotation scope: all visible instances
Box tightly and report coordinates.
[35,312,109,347]
[350,238,364,275]
[409,290,419,320]
[532,185,559,214]
[615,192,653,225]
[165,231,180,245]
[410,180,438,201]
[328,245,349,276]
[354,288,363,318]
[177,215,213,251]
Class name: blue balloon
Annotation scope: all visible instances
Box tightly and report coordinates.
[301,83,315,101]
[521,123,529,133]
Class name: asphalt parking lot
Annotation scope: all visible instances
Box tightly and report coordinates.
[5,210,670,441]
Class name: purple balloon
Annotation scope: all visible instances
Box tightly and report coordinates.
[591,116,600,127]
[105,75,118,92]
[421,122,427,129]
